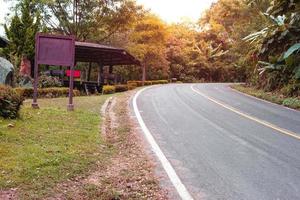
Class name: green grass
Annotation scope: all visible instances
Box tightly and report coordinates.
[0,95,113,199]
[232,84,300,110]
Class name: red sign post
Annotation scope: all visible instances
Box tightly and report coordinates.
[32,34,75,111]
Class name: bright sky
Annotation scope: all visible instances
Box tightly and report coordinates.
[0,0,217,36]
[0,0,13,37]
[136,0,217,23]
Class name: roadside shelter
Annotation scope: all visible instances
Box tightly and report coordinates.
[32,34,141,110]
[73,41,141,91]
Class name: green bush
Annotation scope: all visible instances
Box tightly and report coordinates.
[144,81,153,86]
[127,80,169,86]
[15,87,81,98]
[0,85,24,119]
[115,85,128,93]
[283,98,300,109]
[102,85,116,94]
[127,82,137,90]
[281,81,300,97]
[127,81,143,87]
[38,74,62,88]
[152,80,169,85]
[15,87,33,98]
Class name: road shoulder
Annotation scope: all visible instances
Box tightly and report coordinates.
[36,91,169,199]
[231,84,300,111]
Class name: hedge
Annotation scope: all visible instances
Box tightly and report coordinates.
[102,85,116,94]
[127,82,138,90]
[15,87,81,99]
[127,81,143,87]
[115,84,128,93]
[0,85,24,119]
[144,81,153,86]
[151,80,169,85]
[127,80,169,86]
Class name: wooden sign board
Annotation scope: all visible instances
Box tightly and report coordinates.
[36,34,75,66]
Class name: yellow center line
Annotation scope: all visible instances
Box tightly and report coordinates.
[191,85,300,141]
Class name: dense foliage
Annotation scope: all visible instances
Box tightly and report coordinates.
[244,0,300,95]
[3,0,300,97]
[4,0,41,69]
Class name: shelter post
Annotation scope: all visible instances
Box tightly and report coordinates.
[109,65,113,85]
[87,62,92,81]
[97,63,103,86]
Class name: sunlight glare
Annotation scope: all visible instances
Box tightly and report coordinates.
[136,0,217,23]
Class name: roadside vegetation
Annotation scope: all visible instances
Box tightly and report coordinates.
[232,84,300,110]
[0,0,299,197]
[0,95,113,198]
[0,90,168,199]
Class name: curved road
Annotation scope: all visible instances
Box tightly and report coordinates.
[135,83,300,200]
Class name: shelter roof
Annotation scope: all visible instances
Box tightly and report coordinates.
[75,41,140,66]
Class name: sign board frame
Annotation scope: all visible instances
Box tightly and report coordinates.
[32,33,76,111]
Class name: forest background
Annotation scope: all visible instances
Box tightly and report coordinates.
[2,0,300,97]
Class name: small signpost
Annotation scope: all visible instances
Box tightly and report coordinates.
[32,33,76,111]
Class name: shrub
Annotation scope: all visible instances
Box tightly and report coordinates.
[281,81,300,97]
[102,85,116,94]
[152,80,169,85]
[127,80,169,86]
[38,74,62,88]
[127,81,143,87]
[283,98,300,109]
[144,81,153,86]
[127,82,137,90]
[115,85,128,93]
[15,87,80,98]
[15,87,33,98]
[0,85,24,119]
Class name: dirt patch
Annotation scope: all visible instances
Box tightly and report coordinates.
[0,188,18,200]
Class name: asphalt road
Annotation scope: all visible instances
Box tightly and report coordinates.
[135,83,300,200]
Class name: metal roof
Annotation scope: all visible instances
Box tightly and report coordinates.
[75,41,140,66]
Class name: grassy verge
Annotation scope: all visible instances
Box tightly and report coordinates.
[231,84,300,110]
[0,95,113,199]
[44,91,168,199]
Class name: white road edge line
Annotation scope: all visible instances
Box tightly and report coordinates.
[191,84,300,141]
[133,87,194,200]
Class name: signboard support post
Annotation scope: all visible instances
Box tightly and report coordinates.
[32,58,39,109]
[67,64,75,111]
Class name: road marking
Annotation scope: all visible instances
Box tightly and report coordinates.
[191,85,300,141]
[133,87,194,200]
